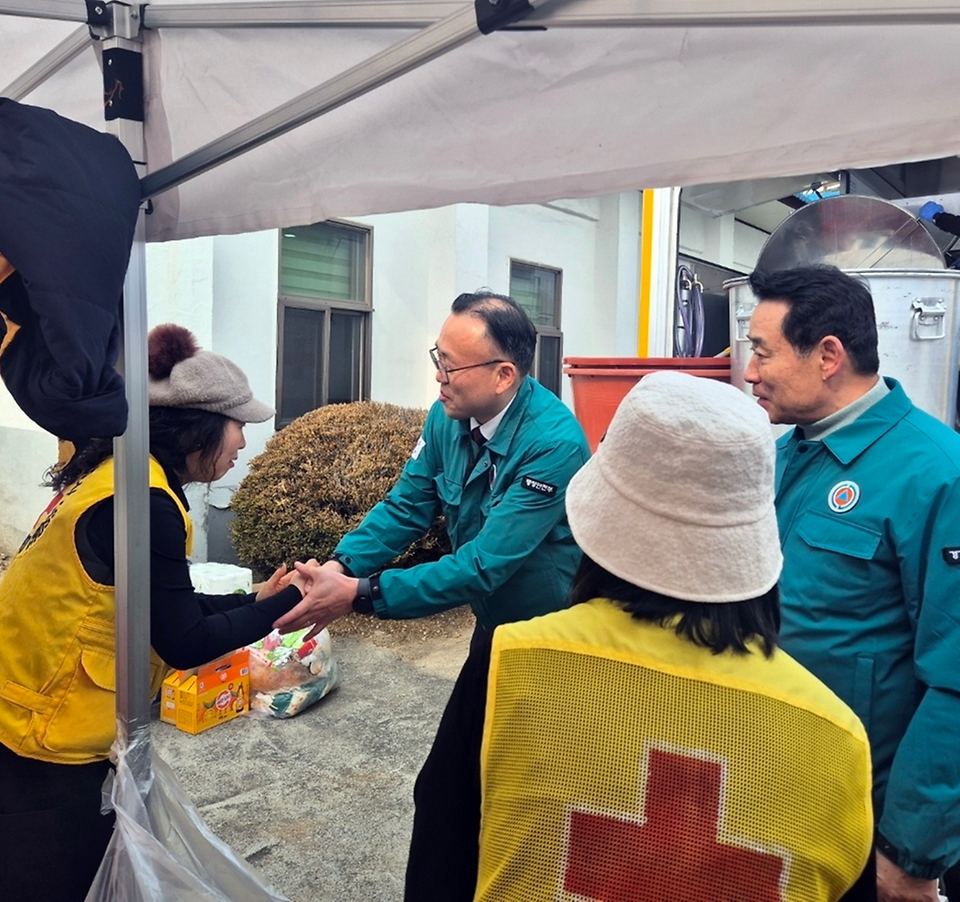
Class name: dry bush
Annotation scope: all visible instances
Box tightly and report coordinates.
[230,402,450,579]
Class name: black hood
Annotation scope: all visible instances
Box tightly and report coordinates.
[0,98,141,442]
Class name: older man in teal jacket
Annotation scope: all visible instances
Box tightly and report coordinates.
[745,265,960,902]
[276,290,590,638]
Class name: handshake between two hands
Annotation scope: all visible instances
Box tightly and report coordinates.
[255,558,357,641]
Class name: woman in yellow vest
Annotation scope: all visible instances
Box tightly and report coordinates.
[406,371,875,902]
[0,324,305,901]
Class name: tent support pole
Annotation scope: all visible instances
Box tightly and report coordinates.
[113,211,152,777]
[0,26,92,100]
[141,0,543,199]
[0,1,85,19]
[98,0,152,783]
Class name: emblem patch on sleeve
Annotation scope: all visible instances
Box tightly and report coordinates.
[411,436,425,460]
[521,476,557,496]
[942,547,960,565]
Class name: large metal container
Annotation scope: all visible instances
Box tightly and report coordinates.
[728,270,960,427]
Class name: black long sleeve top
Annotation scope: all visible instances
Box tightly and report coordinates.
[75,465,300,671]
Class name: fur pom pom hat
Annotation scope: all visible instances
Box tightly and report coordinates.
[147,324,273,424]
[564,371,782,603]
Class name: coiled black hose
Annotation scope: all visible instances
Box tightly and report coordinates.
[674,264,705,357]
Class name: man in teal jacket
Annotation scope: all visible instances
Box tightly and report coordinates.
[744,264,960,902]
[275,290,590,639]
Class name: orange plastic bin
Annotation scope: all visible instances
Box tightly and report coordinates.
[563,357,731,452]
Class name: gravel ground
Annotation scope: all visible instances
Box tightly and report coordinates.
[327,605,473,666]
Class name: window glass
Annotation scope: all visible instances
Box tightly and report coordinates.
[277,221,371,427]
[537,334,563,396]
[280,222,366,301]
[510,260,563,396]
[329,311,363,405]
[279,306,324,423]
[510,261,560,328]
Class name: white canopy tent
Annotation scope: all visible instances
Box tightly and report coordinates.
[3,1,960,895]
[5,1,960,243]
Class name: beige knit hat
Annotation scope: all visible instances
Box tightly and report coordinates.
[565,371,781,603]
[147,323,273,424]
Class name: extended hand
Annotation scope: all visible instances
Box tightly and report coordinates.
[255,563,295,600]
[918,201,944,222]
[876,852,941,902]
[272,559,358,640]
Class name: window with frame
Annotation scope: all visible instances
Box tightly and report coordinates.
[277,221,371,428]
[509,260,563,396]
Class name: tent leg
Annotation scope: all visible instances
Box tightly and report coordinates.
[102,0,152,783]
[114,211,152,767]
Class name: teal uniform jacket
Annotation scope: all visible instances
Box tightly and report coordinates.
[333,378,591,630]
[775,377,960,879]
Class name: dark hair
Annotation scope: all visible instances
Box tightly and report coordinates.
[46,407,229,492]
[569,555,780,658]
[747,265,879,375]
[451,290,537,376]
[148,407,231,482]
[45,437,114,493]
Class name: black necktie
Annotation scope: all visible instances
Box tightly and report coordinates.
[465,426,487,485]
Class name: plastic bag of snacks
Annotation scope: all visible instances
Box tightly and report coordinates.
[246,627,339,718]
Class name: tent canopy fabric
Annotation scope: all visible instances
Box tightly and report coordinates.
[3,1,960,242]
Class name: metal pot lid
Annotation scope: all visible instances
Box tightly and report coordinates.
[756,195,945,272]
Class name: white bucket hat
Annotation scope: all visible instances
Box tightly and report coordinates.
[565,371,782,603]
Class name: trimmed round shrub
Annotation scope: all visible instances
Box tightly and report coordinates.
[230,402,451,579]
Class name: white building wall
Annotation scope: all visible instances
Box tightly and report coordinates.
[0,393,57,555]
[490,201,595,410]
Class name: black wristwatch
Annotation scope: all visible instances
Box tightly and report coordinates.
[353,574,381,615]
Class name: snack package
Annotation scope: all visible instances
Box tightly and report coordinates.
[247,627,339,718]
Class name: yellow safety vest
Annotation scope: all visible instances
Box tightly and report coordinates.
[477,598,873,902]
[0,456,191,764]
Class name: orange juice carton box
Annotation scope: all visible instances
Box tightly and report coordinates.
[161,648,250,734]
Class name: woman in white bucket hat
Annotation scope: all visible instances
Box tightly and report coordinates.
[407,371,875,902]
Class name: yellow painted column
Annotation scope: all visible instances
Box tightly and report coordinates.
[638,188,681,358]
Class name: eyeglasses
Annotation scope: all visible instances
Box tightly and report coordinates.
[429,346,506,381]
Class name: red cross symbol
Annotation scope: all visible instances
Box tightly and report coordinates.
[564,746,786,901]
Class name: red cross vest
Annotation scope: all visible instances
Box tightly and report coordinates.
[0,456,191,764]
[477,598,873,902]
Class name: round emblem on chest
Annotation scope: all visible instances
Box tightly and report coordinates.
[828,480,860,514]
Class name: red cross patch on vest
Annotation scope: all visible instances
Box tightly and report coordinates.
[563,744,789,901]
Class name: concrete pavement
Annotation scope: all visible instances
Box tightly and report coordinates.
[152,633,466,901]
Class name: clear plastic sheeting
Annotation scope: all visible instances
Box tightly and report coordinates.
[86,730,288,902]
